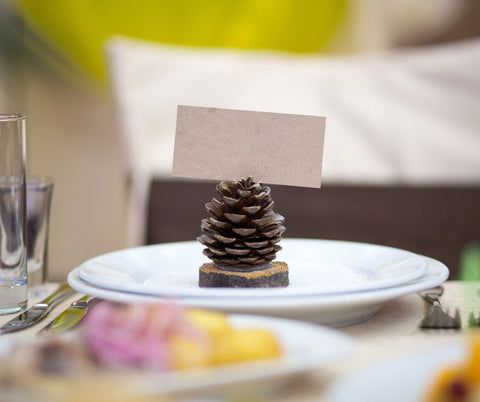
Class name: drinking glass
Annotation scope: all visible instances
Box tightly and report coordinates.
[0,114,28,314]
[27,176,54,290]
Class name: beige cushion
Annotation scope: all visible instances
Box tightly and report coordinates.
[107,37,480,245]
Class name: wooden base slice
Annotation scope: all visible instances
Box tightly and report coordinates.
[199,261,289,288]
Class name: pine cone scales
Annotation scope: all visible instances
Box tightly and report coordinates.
[198,177,286,268]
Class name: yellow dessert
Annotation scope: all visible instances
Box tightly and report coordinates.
[425,337,480,402]
[184,308,281,367]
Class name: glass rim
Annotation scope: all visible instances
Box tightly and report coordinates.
[26,175,54,187]
[0,114,26,122]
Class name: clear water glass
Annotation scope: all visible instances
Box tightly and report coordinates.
[0,114,28,314]
[27,176,54,291]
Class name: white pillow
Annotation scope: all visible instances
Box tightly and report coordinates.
[107,37,480,244]
[108,36,480,185]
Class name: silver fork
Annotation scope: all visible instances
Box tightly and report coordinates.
[468,290,480,327]
[419,286,461,329]
[469,312,480,327]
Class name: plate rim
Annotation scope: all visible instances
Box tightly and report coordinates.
[68,255,448,309]
[76,238,428,298]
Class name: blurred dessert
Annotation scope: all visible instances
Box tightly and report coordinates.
[83,301,282,369]
[0,301,282,401]
[424,337,480,402]
[83,302,209,370]
[198,177,288,287]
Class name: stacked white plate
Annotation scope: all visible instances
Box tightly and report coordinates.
[68,238,449,327]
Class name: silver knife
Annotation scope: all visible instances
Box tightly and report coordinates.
[0,283,76,334]
[38,294,97,335]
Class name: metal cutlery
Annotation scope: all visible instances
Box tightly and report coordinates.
[468,289,480,327]
[468,291,480,327]
[38,294,97,335]
[419,286,461,330]
[469,312,480,327]
[0,282,76,334]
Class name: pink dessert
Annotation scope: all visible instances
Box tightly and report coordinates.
[83,302,208,370]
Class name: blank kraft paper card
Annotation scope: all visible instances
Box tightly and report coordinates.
[173,105,326,188]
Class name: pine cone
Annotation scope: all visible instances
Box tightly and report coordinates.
[198,177,286,269]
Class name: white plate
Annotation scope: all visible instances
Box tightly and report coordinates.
[69,255,448,327]
[326,344,466,402]
[0,314,353,398]
[77,239,427,298]
[141,314,353,396]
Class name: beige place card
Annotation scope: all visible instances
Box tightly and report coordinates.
[172,105,325,188]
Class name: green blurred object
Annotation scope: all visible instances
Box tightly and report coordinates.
[460,241,480,281]
[13,0,347,81]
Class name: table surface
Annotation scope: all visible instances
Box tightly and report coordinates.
[1,281,478,401]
